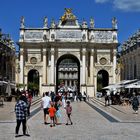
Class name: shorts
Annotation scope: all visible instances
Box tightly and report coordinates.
[50,116,55,120]
[55,110,61,118]
[43,108,49,115]
[67,113,71,118]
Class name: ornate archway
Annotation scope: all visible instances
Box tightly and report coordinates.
[56,54,80,93]
[97,69,109,92]
[27,69,39,92]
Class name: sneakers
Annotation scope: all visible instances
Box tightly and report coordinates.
[44,122,49,125]
[66,122,73,125]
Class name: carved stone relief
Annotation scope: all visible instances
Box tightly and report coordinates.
[95,66,112,75]
[30,57,37,64]
[56,30,82,40]
[99,57,107,65]
[97,53,110,65]
[82,34,86,41]
[25,31,43,40]
[94,31,113,43]
[28,54,41,63]
[24,65,43,76]
[51,34,55,40]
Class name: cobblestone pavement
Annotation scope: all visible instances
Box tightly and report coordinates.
[0,97,41,121]
[0,100,140,140]
[91,97,140,122]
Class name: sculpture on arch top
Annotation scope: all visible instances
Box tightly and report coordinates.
[43,16,48,28]
[90,18,94,28]
[20,16,25,28]
[61,8,76,23]
[112,17,117,29]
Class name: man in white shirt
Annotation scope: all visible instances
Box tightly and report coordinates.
[41,92,51,124]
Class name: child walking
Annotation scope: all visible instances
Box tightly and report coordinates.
[65,100,73,125]
[48,102,56,127]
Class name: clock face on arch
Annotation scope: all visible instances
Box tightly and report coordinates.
[30,57,37,64]
[100,57,107,65]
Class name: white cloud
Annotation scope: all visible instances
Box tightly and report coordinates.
[114,0,140,12]
[95,0,140,12]
[95,0,110,3]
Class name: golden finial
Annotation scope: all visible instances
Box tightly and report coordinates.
[61,8,76,22]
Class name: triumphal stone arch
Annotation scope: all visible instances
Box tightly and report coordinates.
[17,9,118,97]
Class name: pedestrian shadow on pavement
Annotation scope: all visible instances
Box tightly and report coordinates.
[15,134,24,138]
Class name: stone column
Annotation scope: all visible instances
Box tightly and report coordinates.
[39,75,42,95]
[24,75,27,90]
[113,49,117,83]
[65,80,68,87]
[19,49,24,84]
[82,48,86,85]
[43,49,47,83]
[70,80,72,87]
[94,76,97,96]
[50,48,55,84]
[90,49,94,84]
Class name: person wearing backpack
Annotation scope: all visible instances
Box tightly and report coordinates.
[65,100,73,125]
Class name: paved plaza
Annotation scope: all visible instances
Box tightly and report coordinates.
[0,98,140,140]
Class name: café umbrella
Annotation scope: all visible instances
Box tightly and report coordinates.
[6,81,11,96]
[102,84,123,90]
[125,83,140,89]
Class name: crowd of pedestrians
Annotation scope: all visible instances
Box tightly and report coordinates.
[103,89,140,114]
[14,89,88,137]
[41,90,88,127]
[14,88,140,137]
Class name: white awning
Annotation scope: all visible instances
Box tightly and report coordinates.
[0,81,15,87]
[0,81,8,85]
[102,84,123,90]
[116,79,138,85]
[102,79,139,90]
[125,81,140,89]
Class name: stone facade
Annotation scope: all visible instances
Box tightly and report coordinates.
[0,29,15,94]
[120,29,140,80]
[17,9,118,97]
[0,30,15,83]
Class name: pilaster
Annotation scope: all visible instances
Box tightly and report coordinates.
[50,48,55,85]
[19,49,24,84]
[90,49,94,84]
[113,49,117,83]
[43,48,47,83]
[82,48,86,85]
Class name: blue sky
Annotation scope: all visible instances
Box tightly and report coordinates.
[0,0,140,51]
